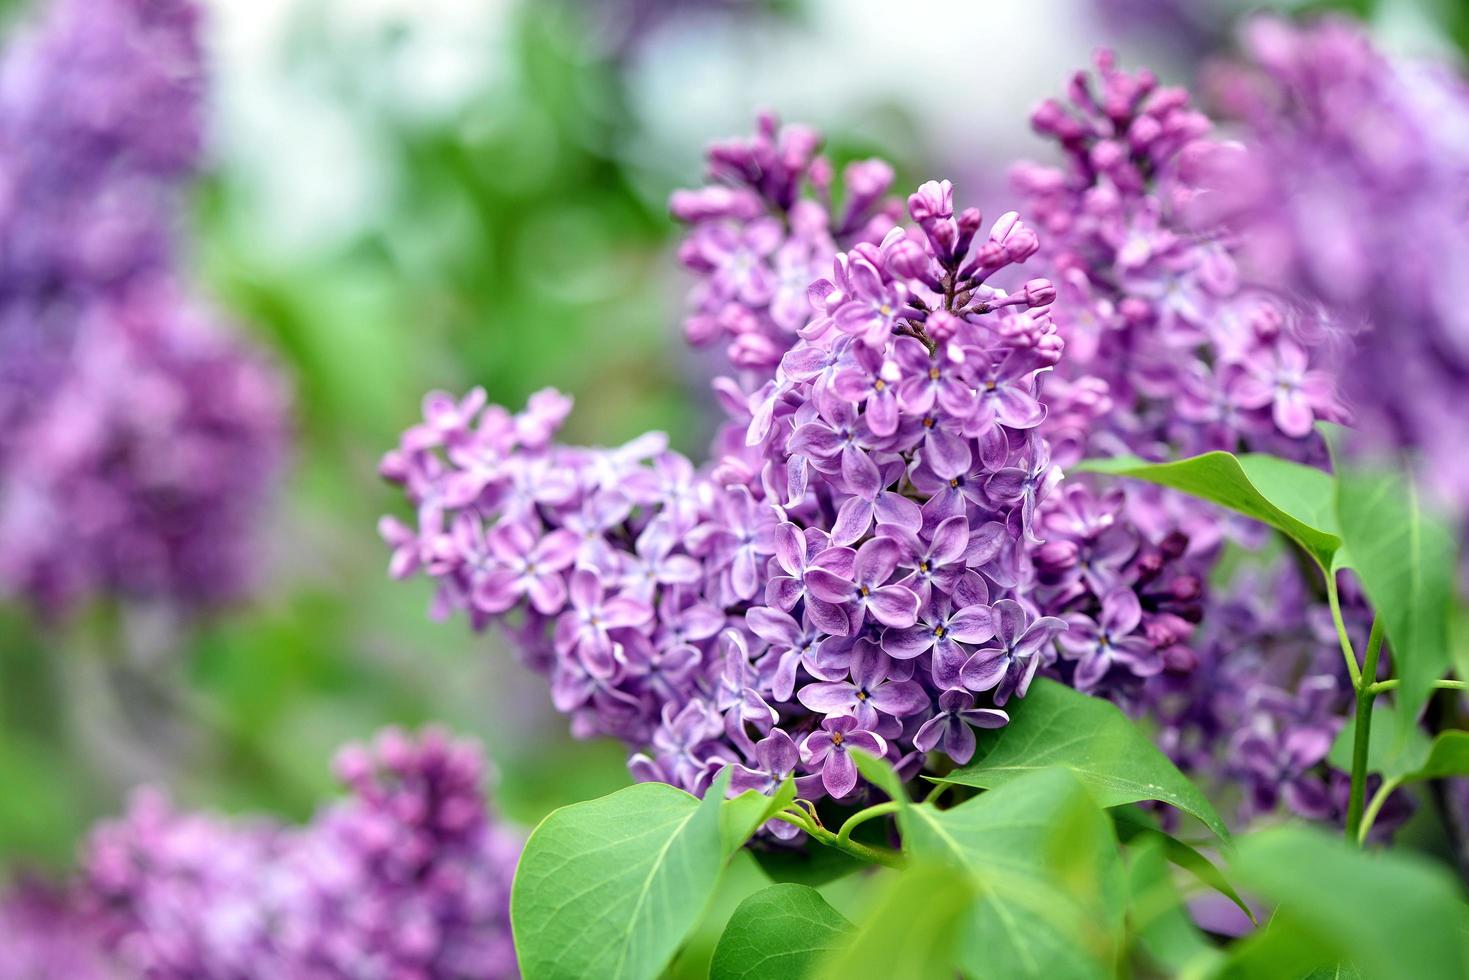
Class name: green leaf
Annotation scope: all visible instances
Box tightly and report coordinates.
[721,776,795,856]
[1113,808,1253,924]
[511,770,732,980]
[815,864,972,980]
[710,883,854,980]
[1384,730,1469,786]
[1075,452,1341,568]
[903,768,1124,979]
[1337,464,1457,736]
[1224,825,1469,980]
[1326,704,1431,778]
[1126,833,1223,977]
[935,679,1230,841]
[851,749,908,805]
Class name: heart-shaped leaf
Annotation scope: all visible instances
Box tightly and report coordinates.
[710,883,853,980]
[511,770,733,980]
[902,768,1124,979]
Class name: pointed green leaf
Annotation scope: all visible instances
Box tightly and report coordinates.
[1225,825,1469,980]
[1326,704,1432,778]
[1126,833,1223,977]
[903,768,1124,979]
[511,770,733,980]
[1390,731,1469,785]
[1113,808,1253,924]
[851,748,908,805]
[1336,465,1457,736]
[721,776,796,856]
[710,883,854,980]
[934,679,1229,841]
[815,864,972,980]
[1075,452,1340,567]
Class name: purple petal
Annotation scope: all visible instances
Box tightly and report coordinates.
[960,649,1009,692]
[867,585,920,628]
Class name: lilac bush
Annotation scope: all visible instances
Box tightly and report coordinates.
[0,0,290,616]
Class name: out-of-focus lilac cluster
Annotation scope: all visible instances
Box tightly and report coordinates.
[383,116,1089,807]
[1013,50,1410,833]
[0,281,289,613]
[1197,15,1469,526]
[1146,560,1409,836]
[0,882,117,980]
[0,0,290,617]
[1014,50,1346,463]
[21,727,522,978]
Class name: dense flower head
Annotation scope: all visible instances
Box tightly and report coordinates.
[78,726,520,978]
[671,111,902,374]
[384,114,1094,807]
[1196,15,1469,522]
[0,281,291,614]
[0,0,205,455]
[0,0,292,616]
[1012,48,1412,839]
[1014,49,1347,462]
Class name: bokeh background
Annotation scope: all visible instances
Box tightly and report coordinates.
[0,0,1464,969]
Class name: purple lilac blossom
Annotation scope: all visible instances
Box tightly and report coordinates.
[0,881,116,979]
[1016,50,1414,835]
[0,281,290,614]
[1196,15,1469,526]
[0,0,204,451]
[0,0,291,616]
[79,726,521,978]
[1143,560,1410,837]
[382,118,1080,809]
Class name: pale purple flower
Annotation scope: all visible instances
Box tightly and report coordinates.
[882,594,995,689]
[800,715,888,799]
[796,644,928,728]
[1059,588,1162,691]
[804,537,921,631]
[913,689,1010,765]
[960,599,1067,705]
[554,568,653,677]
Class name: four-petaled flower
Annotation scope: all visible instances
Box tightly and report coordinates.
[960,599,1067,705]
[800,715,887,799]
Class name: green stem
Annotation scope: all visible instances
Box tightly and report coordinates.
[836,801,900,845]
[1366,678,1469,695]
[1357,776,1404,846]
[1345,619,1386,844]
[1327,571,1364,689]
[771,810,906,868]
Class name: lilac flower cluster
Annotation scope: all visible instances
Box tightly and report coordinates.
[670,113,901,374]
[1014,50,1408,833]
[0,881,116,980]
[0,281,290,613]
[0,0,203,459]
[0,0,290,616]
[383,119,1085,807]
[1197,15,1469,524]
[1014,49,1347,463]
[1145,561,1410,836]
[78,726,521,978]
